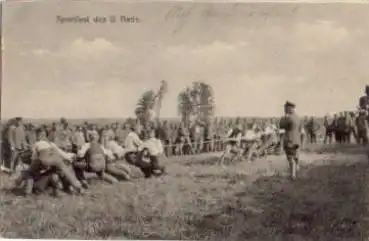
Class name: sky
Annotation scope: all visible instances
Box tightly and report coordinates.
[2,1,369,119]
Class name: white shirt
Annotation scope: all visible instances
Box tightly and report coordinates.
[255,131,262,140]
[226,129,233,137]
[124,132,144,153]
[77,142,115,160]
[243,130,257,141]
[31,140,75,163]
[263,126,276,135]
[278,129,286,134]
[105,140,126,158]
[138,138,164,156]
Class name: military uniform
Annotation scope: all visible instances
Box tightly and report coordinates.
[355,110,368,145]
[280,101,301,180]
[75,141,120,185]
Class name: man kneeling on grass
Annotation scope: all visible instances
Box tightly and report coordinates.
[14,128,83,197]
[242,124,259,161]
[124,124,165,178]
[137,128,166,178]
[74,132,130,188]
[219,123,243,165]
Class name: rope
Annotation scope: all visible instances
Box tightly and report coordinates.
[158,136,274,148]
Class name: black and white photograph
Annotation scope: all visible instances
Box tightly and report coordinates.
[1,1,369,240]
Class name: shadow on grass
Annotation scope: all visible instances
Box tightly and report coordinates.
[305,143,368,156]
[181,156,220,166]
[187,160,369,241]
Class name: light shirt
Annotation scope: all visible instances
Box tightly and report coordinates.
[124,131,144,153]
[263,125,276,135]
[106,140,126,158]
[107,129,115,140]
[73,131,86,147]
[138,138,164,156]
[77,142,115,160]
[255,131,262,140]
[195,125,201,134]
[243,130,257,141]
[226,129,233,137]
[31,140,75,163]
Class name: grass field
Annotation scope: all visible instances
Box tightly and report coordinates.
[1,143,368,240]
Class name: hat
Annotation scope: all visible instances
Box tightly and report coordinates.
[284,101,296,108]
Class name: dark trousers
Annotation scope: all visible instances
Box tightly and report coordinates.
[32,169,61,194]
[140,155,165,178]
[324,129,334,144]
[125,151,164,178]
[9,149,24,172]
[357,129,368,145]
[335,130,343,143]
[308,131,317,144]
[24,156,82,191]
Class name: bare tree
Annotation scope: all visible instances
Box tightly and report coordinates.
[155,80,168,121]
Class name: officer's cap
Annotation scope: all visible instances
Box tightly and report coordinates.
[284,101,296,108]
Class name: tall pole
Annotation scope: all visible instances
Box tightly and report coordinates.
[155,80,167,122]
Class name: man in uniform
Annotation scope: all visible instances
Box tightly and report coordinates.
[157,121,171,157]
[15,127,83,196]
[324,114,335,144]
[279,101,301,180]
[218,123,243,165]
[115,122,131,147]
[359,85,369,111]
[305,117,320,144]
[75,132,121,186]
[355,109,368,145]
[7,117,28,173]
[336,112,347,144]
[72,126,86,152]
[242,123,259,161]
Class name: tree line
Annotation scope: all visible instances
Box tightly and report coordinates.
[134,81,215,128]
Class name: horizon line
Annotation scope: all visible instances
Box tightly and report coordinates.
[0,115,326,121]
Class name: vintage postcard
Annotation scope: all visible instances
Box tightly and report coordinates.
[1,1,369,240]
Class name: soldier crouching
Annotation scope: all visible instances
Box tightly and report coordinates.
[136,129,166,178]
[74,132,125,187]
[14,128,83,196]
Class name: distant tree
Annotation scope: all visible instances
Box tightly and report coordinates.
[198,82,215,124]
[178,87,193,127]
[177,81,215,127]
[135,90,156,127]
[134,81,169,128]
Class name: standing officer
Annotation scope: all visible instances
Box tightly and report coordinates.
[279,101,301,180]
